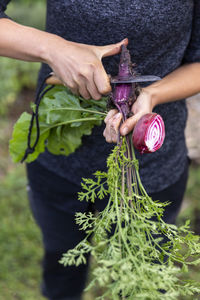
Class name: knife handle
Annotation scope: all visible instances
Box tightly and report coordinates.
[46,75,63,85]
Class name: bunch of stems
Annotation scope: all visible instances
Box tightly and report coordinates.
[61,136,200,300]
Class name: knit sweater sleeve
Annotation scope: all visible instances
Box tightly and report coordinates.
[0,0,11,19]
[183,0,200,63]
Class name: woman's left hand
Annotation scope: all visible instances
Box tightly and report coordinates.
[103,89,154,143]
[104,62,200,143]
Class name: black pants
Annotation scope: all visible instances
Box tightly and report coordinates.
[26,160,189,300]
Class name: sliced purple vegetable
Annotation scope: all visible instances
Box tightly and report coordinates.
[132,113,165,154]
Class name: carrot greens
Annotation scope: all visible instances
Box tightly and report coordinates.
[60,139,200,299]
[60,46,200,299]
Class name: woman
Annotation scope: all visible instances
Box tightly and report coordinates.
[0,1,200,299]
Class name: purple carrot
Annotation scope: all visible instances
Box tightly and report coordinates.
[111,45,136,120]
[111,45,165,154]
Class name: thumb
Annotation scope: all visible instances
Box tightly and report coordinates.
[98,38,129,59]
[120,113,143,136]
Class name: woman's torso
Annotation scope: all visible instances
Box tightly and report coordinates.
[37,0,193,193]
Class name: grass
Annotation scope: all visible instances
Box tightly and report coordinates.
[0,165,45,300]
[0,112,45,300]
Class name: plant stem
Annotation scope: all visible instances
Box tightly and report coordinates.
[41,117,101,134]
[48,107,107,116]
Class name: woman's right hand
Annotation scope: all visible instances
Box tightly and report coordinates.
[46,36,128,100]
[0,18,127,100]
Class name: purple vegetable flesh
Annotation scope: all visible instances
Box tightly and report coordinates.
[111,45,136,120]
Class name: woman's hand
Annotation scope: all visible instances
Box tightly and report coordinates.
[0,19,128,100]
[46,37,128,100]
[103,89,154,143]
[103,61,200,143]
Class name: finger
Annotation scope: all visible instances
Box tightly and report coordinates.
[77,68,101,100]
[112,112,122,131]
[99,38,129,58]
[93,63,112,95]
[104,112,122,143]
[86,75,102,100]
[120,114,142,136]
[109,113,122,142]
[62,78,79,96]
[78,83,90,99]
[69,82,79,96]
[104,109,118,124]
[74,76,90,99]
[103,128,112,143]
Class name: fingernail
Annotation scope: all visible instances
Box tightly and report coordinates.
[121,126,129,135]
[114,112,121,120]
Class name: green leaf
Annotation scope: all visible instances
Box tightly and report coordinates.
[9,86,107,163]
[9,112,50,163]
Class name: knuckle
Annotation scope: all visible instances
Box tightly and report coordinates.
[80,65,94,79]
[79,90,90,99]
[82,70,91,79]
[92,60,101,70]
[112,118,119,127]
[104,115,110,124]
[88,62,96,71]
[107,109,115,117]
[67,82,76,90]
[86,82,101,101]
[107,118,113,127]
[110,124,116,132]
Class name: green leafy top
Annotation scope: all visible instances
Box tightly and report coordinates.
[60,140,200,300]
[9,86,107,163]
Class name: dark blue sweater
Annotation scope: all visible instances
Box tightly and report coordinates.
[1,0,200,193]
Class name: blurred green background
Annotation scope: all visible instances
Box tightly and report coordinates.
[0,1,199,299]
